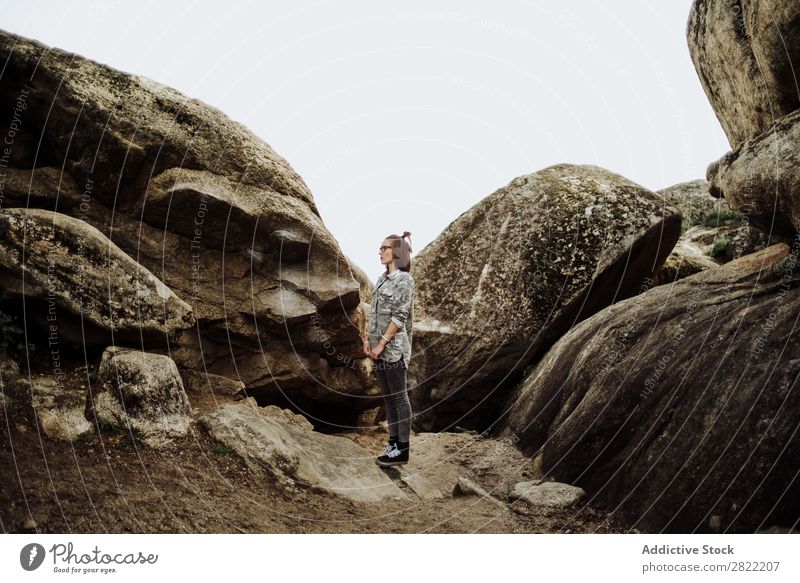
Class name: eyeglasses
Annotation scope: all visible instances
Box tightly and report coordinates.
[379,246,393,253]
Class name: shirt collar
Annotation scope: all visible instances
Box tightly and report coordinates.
[381,268,401,281]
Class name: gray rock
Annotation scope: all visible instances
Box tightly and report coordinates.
[0,30,314,210]
[656,179,726,226]
[409,163,681,432]
[452,476,509,511]
[502,243,800,532]
[688,0,800,148]
[399,469,445,500]
[509,481,585,509]
[0,29,373,424]
[258,404,315,432]
[653,238,720,285]
[199,398,405,503]
[179,369,246,398]
[708,109,800,240]
[0,208,195,347]
[26,377,92,442]
[654,179,766,283]
[89,346,193,447]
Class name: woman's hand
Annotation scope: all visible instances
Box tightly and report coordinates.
[362,339,372,358]
[368,342,385,359]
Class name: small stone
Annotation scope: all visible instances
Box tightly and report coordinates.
[510,481,586,509]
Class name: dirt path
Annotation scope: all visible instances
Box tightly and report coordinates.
[1,371,634,534]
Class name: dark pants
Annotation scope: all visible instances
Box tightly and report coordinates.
[373,358,412,443]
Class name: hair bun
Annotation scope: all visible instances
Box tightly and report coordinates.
[402,231,411,238]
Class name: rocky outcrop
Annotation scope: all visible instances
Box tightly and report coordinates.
[688,0,800,148]
[689,1,800,242]
[200,398,405,503]
[88,346,193,447]
[0,208,194,347]
[501,243,800,532]
[653,179,767,284]
[409,163,681,432]
[0,29,374,425]
[708,109,800,240]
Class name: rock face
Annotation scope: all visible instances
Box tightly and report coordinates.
[200,398,405,503]
[28,377,92,442]
[652,179,767,284]
[88,347,193,447]
[0,29,374,425]
[501,243,800,533]
[0,208,194,347]
[708,109,800,240]
[409,163,681,432]
[688,0,800,149]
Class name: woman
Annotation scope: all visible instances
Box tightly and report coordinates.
[363,231,415,467]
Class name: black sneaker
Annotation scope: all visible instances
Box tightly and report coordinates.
[376,441,409,467]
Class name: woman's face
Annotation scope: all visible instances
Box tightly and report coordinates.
[379,239,394,266]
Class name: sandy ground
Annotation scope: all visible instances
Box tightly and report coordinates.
[1,368,635,534]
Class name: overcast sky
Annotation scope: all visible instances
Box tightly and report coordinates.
[2,0,727,278]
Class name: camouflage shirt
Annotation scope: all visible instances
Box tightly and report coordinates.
[368,268,415,367]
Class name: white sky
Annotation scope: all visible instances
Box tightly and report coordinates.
[2,0,728,278]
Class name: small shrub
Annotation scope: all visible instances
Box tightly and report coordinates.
[214,443,233,456]
[77,430,94,444]
[0,309,35,354]
[97,418,118,433]
[703,208,742,228]
[711,235,731,258]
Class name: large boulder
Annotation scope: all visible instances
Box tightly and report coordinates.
[409,163,681,432]
[200,398,405,503]
[0,29,375,426]
[0,208,194,347]
[708,109,800,240]
[0,31,314,210]
[501,243,800,533]
[656,179,726,227]
[88,346,193,447]
[688,0,800,148]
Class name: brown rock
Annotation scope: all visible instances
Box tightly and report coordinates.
[502,243,800,532]
[409,163,681,432]
[0,29,374,426]
[707,109,800,240]
[0,208,194,347]
[687,0,800,148]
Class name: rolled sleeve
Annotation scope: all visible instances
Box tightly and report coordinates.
[390,277,414,329]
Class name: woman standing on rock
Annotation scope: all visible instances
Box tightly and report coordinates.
[363,231,415,467]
